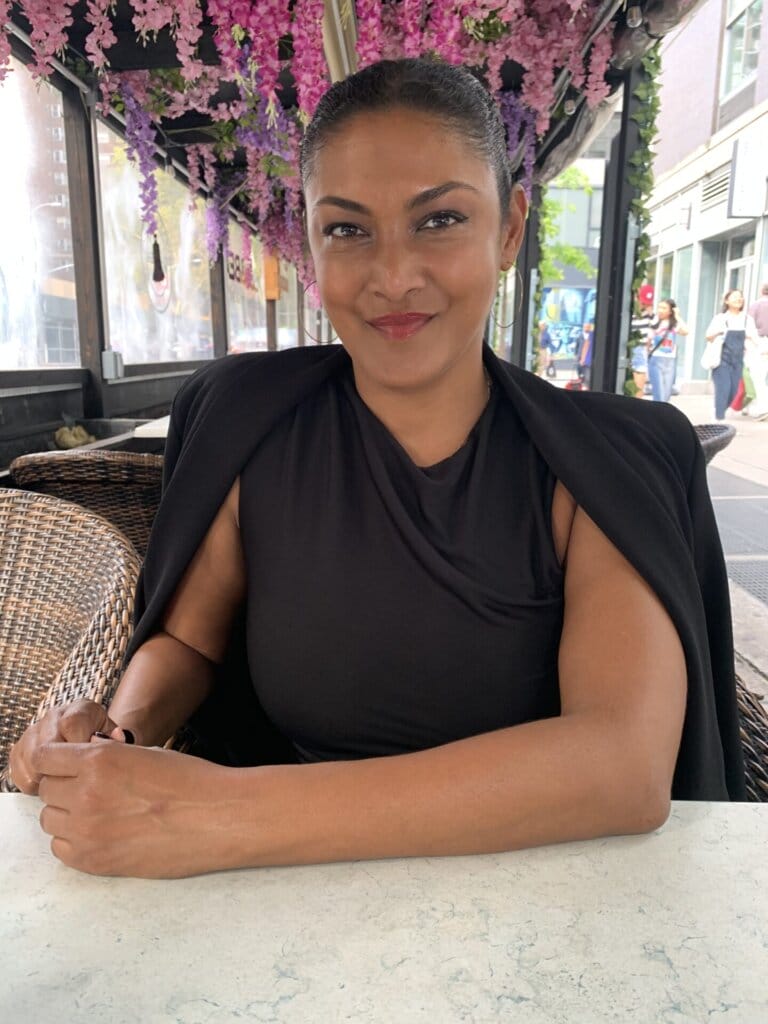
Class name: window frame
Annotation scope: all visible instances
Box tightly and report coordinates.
[720,0,762,100]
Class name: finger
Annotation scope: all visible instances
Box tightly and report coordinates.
[32,742,89,779]
[39,804,71,840]
[38,774,75,808]
[7,744,39,795]
[58,702,112,743]
[108,726,135,744]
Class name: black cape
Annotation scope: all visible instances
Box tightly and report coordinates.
[126,346,746,801]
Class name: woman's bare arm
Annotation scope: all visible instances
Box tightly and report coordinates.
[34,484,688,876]
[107,479,246,746]
[219,485,685,868]
[10,480,245,792]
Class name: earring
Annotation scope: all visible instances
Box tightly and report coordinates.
[303,308,338,345]
[490,266,524,330]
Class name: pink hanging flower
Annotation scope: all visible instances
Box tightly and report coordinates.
[129,0,172,38]
[378,0,405,59]
[584,26,614,107]
[0,0,13,82]
[84,0,117,71]
[241,222,255,289]
[185,143,211,209]
[355,0,383,68]
[172,0,206,82]
[290,0,328,119]
[20,0,79,75]
[398,0,423,57]
[422,1,466,65]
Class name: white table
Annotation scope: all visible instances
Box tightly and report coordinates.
[1,797,766,1023]
[133,415,170,439]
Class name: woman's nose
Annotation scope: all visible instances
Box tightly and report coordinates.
[367,238,428,303]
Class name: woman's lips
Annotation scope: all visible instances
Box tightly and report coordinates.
[367,313,434,340]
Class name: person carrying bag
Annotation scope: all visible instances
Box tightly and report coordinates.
[703,290,758,420]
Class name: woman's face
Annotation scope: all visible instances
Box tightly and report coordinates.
[304,107,527,392]
[726,290,744,311]
[657,301,672,320]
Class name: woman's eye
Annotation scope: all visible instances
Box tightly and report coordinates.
[420,211,466,231]
[323,223,364,239]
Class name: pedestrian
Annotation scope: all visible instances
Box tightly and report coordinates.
[539,320,556,378]
[647,298,688,403]
[630,288,654,398]
[577,322,593,388]
[704,290,759,421]
[746,283,768,420]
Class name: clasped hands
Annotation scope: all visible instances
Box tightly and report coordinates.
[9,700,238,878]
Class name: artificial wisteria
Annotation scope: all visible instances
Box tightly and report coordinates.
[0,0,619,266]
[0,0,12,80]
[122,80,160,238]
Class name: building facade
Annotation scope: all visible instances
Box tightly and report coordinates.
[648,0,768,384]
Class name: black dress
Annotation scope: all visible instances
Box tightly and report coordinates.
[239,370,563,763]
[128,346,746,799]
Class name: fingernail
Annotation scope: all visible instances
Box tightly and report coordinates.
[122,729,135,745]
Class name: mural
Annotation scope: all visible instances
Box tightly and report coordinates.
[540,286,597,358]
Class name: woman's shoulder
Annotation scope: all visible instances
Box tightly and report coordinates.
[170,347,346,427]
[497,358,698,466]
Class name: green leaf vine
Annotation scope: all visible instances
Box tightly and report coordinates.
[624,42,661,395]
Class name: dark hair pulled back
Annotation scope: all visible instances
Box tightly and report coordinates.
[655,297,678,331]
[300,58,513,216]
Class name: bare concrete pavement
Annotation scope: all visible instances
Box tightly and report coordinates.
[671,392,768,700]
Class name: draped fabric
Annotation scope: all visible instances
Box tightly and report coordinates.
[127,346,746,800]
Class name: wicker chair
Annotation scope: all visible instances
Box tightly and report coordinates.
[694,423,736,465]
[737,677,768,802]
[9,450,164,559]
[0,490,141,790]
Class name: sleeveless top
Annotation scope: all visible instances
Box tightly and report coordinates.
[239,367,564,763]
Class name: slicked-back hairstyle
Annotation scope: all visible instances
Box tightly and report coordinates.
[300,58,513,217]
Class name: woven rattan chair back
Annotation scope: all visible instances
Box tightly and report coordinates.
[694,423,736,465]
[10,450,164,558]
[736,677,768,802]
[0,490,140,788]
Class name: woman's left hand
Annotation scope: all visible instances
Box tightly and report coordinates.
[35,739,238,877]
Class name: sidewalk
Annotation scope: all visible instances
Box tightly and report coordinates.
[671,391,768,700]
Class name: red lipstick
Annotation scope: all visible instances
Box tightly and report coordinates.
[367,313,434,340]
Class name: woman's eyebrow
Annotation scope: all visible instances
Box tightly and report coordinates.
[314,181,479,215]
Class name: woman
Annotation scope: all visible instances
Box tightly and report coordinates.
[705,290,759,421]
[646,298,688,403]
[9,59,744,878]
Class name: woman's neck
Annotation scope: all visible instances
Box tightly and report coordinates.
[352,352,490,468]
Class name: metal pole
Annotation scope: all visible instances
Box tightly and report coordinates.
[591,65,643,393]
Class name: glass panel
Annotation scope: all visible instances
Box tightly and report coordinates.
[96,121,213,364]
[0,56,79,369]
[276,261,299,349]
[490,270,516,360]
[549,188,590,248]
[225,221,268,353]
[302,287,327,346]
[724,11,746,94]
[723,1,760,95]
[674,246,693,322]
[744,0,762,76]
[660,254,674,298]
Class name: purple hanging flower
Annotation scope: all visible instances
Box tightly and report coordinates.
[122,81,160,236]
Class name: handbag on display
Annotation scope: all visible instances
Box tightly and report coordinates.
[701,336,724,370]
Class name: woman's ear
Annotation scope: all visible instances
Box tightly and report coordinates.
[500,184,528,271]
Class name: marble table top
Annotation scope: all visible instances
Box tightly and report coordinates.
[1,796,766,1023]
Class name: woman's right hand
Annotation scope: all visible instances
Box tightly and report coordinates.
[8,700,120,795]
